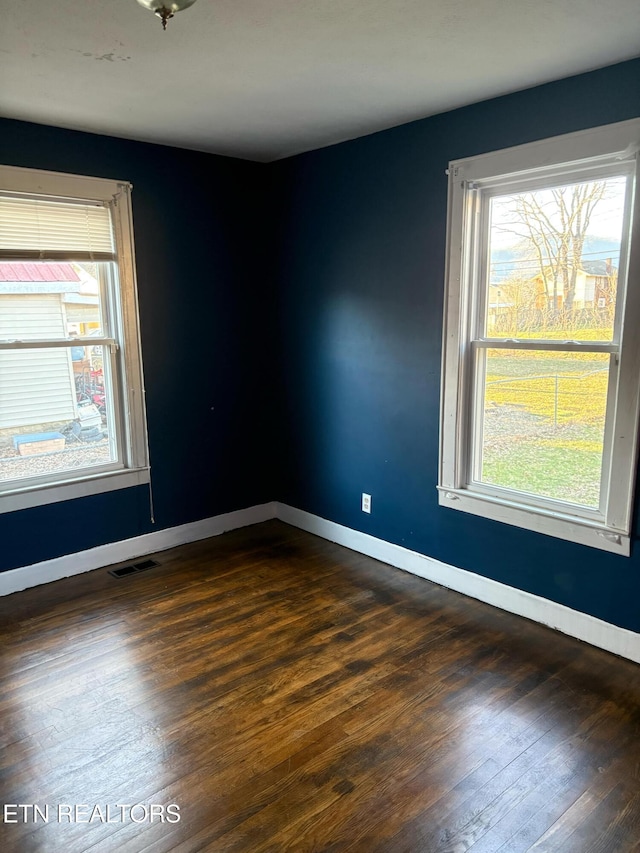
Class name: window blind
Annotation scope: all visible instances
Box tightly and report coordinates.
[0,195,116,261]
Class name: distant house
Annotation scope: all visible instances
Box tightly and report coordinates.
[580,259,617,310]
[529,260,617,311]
[0,262,99,432]
[487,259,617,329]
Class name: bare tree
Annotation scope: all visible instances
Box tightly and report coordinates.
[498,181,607,317]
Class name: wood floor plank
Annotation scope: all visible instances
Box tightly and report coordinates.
[1,520,640,853]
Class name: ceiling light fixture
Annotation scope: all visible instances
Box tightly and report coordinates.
[136,0,198,30]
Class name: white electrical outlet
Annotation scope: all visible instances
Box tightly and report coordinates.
[362,493,371,513]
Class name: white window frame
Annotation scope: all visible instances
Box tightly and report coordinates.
[0,165,149,513]
[438,119,640,556]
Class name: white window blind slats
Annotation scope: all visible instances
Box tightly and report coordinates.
[0,196,115,260]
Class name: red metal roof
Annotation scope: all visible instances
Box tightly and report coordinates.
[0,262,80,283]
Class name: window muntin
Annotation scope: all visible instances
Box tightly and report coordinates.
[439,120,640,555]
[0,167,149,513]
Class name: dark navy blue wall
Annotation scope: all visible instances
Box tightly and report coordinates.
[3,61,640,634]
[0,119,276,572]
[275,59,640,632]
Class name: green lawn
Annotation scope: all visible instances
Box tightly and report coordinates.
[482,438,602,507]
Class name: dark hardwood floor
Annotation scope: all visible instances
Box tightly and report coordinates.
[1,520,640,852]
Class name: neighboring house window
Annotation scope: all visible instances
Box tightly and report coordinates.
[0,165,149,513]
[439,119,640,555]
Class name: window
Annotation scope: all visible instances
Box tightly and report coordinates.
[439,119,640,555]
[0,165,149,512]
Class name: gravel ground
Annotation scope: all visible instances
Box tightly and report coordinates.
[0,438,112,480]
[482,404,599,456]
[481,404,601,505]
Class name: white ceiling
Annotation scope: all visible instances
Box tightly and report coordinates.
[2,0,639,162]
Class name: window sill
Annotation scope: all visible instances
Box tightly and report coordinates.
[0,467,150,514]
[437,487,630,556]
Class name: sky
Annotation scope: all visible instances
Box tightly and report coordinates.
[488,175,628,256]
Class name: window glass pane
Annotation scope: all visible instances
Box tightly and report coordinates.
[0,261,108,340]
[477,348,610,508]
[485,176,628,342]
[0,346,116,484]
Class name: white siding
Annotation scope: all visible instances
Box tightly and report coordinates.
[0,293,67,340]
[0,295,76,430]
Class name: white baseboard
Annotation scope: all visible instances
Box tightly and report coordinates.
[276,503,640,664]
[3,498,638,664]
[0,501,277,597]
